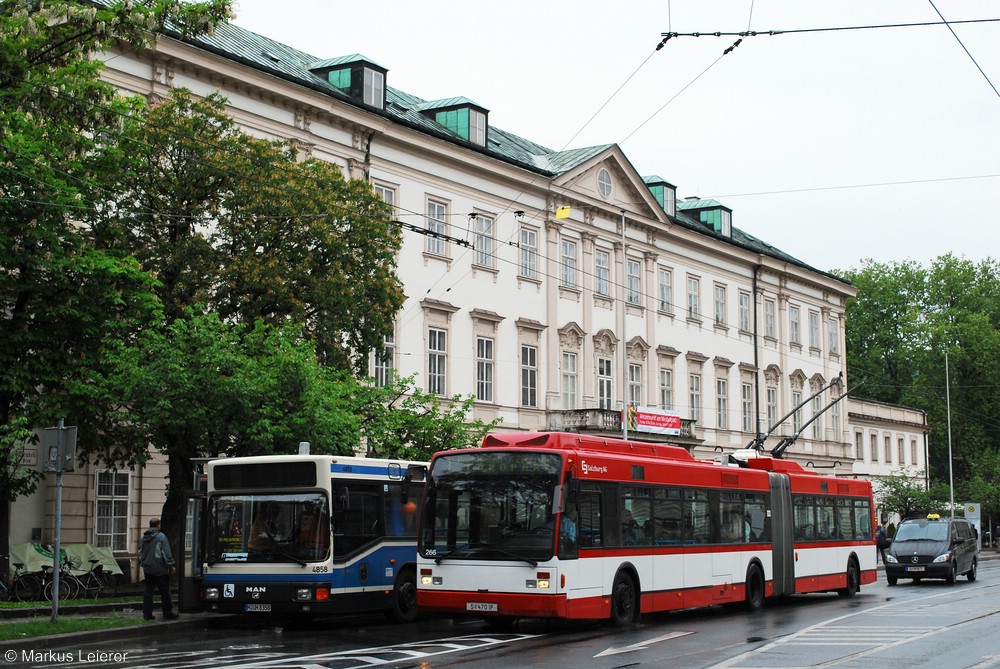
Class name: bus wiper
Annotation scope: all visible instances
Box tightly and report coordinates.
[276,548,307,566]
[434,547,470,565]
[487,547,538,568]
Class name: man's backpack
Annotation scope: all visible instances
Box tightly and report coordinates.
[875,526,887,548]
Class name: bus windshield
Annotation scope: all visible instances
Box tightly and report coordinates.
[420,451,564,564]
[208,492,330,564]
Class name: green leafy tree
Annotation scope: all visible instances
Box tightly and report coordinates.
[841,259,927,405]
[95,314,363,531]
[215,137,404,372]
[100,88,405,371]
[92,87,406,529]
[0,0,231,560]
[874,471,937,522]
[843,255,1000,496]
[349,375,501,461]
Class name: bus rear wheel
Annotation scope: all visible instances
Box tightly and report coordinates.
[744,564,765,612]
[838,559,860,597]
[609,571,638,627]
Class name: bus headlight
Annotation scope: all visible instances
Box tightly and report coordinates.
[527,571,551,589]
[203,587,220,600]
[295,588,312,601]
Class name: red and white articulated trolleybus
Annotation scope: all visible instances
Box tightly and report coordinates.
[416,431,876,626]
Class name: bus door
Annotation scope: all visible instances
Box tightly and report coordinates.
[178,468,209,612]
[333,484,384,592]
[768,473,795,596]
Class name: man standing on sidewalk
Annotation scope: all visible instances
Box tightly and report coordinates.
[140,518,178,621]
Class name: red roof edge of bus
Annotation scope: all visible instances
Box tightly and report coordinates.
[480,431,696,462]
[745,457,814,474]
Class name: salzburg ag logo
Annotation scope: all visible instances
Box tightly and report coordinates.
[581,460,608,475]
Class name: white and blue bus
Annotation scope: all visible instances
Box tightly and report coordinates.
[200,453,426,622]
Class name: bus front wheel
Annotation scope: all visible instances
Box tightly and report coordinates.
[387,567,419,624]
[609,571,638,627]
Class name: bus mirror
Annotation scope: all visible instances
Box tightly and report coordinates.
[552,484,564,514]
[401,465,426,504]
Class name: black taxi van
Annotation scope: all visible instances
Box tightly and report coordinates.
[885,514,979,585]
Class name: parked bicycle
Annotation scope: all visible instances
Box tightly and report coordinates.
[2,558,43,602]
[74,559,108,599]
[39,563,75,602]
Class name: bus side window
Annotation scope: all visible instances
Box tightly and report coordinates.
[333,485,381,558]
[577,489,602,547]
[384,483,422,537]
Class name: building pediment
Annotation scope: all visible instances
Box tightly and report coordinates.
[549,147,671,226]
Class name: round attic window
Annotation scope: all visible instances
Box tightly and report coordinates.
[597,168,613,199]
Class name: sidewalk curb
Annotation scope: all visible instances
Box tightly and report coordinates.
[1,612,239,651]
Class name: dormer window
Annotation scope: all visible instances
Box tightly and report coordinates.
[435,108,485,145]
[308,55,387,110]
[677,197,733,238]
[644,176,676,216]
[700,209,731,237]
[364,68,384,108]
[417,98,489,147]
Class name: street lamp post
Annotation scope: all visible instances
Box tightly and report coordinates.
[945,348,955,518]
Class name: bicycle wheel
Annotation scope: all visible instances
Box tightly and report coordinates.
[44,577,72,602]
[63,573,82,599]
[12,574,42,602]
[78,572,103,599]
[100,570,119,598]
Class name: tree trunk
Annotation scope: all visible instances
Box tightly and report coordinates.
[159,447,195,560]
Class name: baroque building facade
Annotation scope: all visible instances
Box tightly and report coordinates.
[10,13,926,571]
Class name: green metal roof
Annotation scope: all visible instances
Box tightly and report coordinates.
[677,198,729,211]
[307,54,386,70]
[414,96,487,112]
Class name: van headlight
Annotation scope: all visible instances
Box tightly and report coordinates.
[885,555,897,564]
[932,553,952,563]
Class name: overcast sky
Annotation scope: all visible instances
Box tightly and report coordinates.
[230,1,999,274]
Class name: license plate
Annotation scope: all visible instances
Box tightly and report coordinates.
[244,603,271,612]
[905,566,925,572]
[467,602,498,612]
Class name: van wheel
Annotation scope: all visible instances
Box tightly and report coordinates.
[745,563,765,611]
[946,564,956,585]
[838,559,860,597]
[886,575,897,586]
[967,557,977,582]
[609,571,638,627]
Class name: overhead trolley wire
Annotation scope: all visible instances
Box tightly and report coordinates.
[659,17,1000,40]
